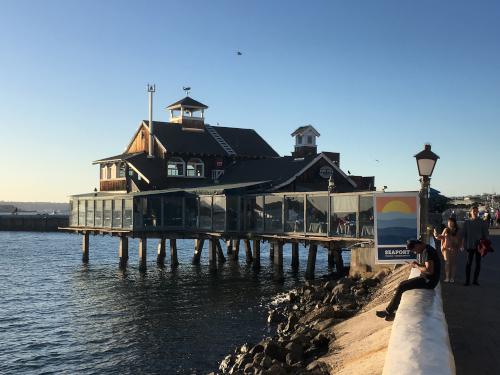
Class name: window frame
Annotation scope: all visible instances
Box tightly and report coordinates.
[167,157,185,177]
[186,158,205,178]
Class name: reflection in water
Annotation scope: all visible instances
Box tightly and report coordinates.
[0,232,349,374]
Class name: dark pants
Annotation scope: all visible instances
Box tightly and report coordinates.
[386,276,436,314]
[465,249,481,283]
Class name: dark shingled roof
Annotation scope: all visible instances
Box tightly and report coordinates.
[166,96,208,109]
[219,156,316,186]
[152,122,279,157]
[93,152,143,164]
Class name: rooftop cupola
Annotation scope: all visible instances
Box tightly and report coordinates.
[166,96,208,131]
[291,125,320,157]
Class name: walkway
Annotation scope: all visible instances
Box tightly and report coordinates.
[441,228,500,375]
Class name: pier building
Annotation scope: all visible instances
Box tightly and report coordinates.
[64,90,377,278]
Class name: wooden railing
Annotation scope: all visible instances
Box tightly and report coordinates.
[100,179,127,192]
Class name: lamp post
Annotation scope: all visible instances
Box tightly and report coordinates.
[414,144,439,244]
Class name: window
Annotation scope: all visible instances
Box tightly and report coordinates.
[167,157,185,176]
[307,135,313,144]
[186,158,204,177]
[297,135,303,144]
[106,165,112,179]
[118,163,126,178]
[100,166,106,180]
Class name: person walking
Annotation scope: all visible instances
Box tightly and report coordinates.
[495,208,500,228]
[462,206,489,286]
[376,239,441,320]
[434,217,461,283]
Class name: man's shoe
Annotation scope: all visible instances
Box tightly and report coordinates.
[473,281,480,286]
[376,310,395,321]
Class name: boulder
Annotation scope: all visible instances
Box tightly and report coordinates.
[249,344,265,356]
[268,309,286,324]
[219,354,233,373]
[312,317,337,331]
[263,340,288,363]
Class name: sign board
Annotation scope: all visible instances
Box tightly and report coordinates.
[374,192,420,263]
[319,166,333,179]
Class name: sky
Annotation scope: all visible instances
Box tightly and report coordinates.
[0,0,499,202]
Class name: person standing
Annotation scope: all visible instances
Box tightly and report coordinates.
[434,217,461,283]
[376,239,441,320]
[462,206,489,286]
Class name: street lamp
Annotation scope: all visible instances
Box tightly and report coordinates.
[414,144,439,244]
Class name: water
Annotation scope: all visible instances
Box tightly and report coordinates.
[0,232,348,374]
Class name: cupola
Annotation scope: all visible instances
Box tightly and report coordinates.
[166,96,208,131]
[291,125,320,157]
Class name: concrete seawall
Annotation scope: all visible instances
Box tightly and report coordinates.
[0,215,68,232]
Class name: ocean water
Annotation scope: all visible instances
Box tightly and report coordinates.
[0,232,347,374]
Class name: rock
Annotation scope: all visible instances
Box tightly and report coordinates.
[374,269,390,281]
[337,276,355,288]
[332,283,350,297]
[323,280,336,291]
[260,354,273,368]
[299,306,337,325]
[268,310,286,324]
[285,341,304,364]
[333,308,356,319]
[243,362,254,373]
[250,344,265,356]
[253,352,265,365]
[354,288,367,297]
[240,342,251,354]
[312,317,337,331]
[361,277,379,288]
[234,353,253,371]
[219,354,233,372]
[311,333,330,348]
[288,291,298,303]
[305,360,331,374]
[283,313,299,333]
[264,363,287,375]
[263,340,288,363]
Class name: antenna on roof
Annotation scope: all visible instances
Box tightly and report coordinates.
[147,83,156,158]
[183,86,191,96]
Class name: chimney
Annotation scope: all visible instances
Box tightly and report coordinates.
[147,84,155,158]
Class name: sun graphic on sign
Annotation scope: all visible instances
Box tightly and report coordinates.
[376,196,417,213]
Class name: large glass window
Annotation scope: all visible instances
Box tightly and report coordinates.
[213,196,226,231]
[199,196,212,230]
[112,199,122,228]
[284,196,304,232]
[141,197,162,228]
[94,200,103,227]
[103,200,112,227]
[359,195,374,238]
[265,195,283,232]
[123,199,133,229]
[306,195,329,234]
[331,195,358,237]
[78,200,86,226]
[226,196,240,231]
[186,158,204,177]
[244,196,264,232]
[86,200,95,227]
[167,157,185,176]
[164,196,183,226]
[185,196,198,228]
[118,163,126,178]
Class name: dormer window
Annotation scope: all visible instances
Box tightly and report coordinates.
[297,135,303,145]
[307,135,313,144]
[167,157,185,176]
[186,158,204,177]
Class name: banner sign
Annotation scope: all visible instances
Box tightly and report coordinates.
[374,192,420,263]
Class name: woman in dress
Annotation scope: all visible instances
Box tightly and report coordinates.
[434,217,462,283]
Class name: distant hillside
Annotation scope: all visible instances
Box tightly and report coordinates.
[0,201,69,214]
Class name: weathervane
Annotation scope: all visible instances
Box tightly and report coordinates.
[183,86,191,96]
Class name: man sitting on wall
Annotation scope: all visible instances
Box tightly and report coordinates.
[376,239,441,321]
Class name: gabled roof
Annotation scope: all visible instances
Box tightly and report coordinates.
[166,96,208,110]
[151,121,279,157]
[291,125,320,137]
[93,152,143,164]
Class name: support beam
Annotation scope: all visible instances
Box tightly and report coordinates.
[305,243,318,280]
[273,241,284,280]
[139,237,147,270]
[269,242,275,260]
[170,239,179,267]
[157,238,166,265]
[244,239,253,263]
[216,240,226,263]
[192,239,205,265]
[327,244,335,270]
[226,240,233,256]
[333,247,345,274]
[252,240,261,270]
[232,239,240,261]
[82,232,89,263]
[291,242,299,271]
[209,239,217,270]
[119,236,128,268]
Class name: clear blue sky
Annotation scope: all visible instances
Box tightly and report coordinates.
[1,0,499,202]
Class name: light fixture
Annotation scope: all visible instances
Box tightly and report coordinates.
[414,144,439,177]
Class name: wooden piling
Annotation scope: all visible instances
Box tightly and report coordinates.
[118,236,128,268]
[232,239,240,261]
[333,247,344,274]
[291,242,299,270]
[305,243,318,280]
[157,237,166,265]
[244,239,253,263]
[192,239,205,264]
[327,244,335,270]
[252,240,261,269]
[226,240,233,256]
[273,241,283,268]
[269,242,275,260]
[216,240,226,263]
[139,237,147,270]
[170,239,179,267]
[82,232,89,262]
[208,239,217,269]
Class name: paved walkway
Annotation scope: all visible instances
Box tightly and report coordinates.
[441,228,500,375]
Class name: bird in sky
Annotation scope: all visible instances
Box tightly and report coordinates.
[348,170,351,175]
[237,51,242,56]
[375,159,380,163]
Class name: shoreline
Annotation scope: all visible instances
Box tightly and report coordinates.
[214,265,407,374]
